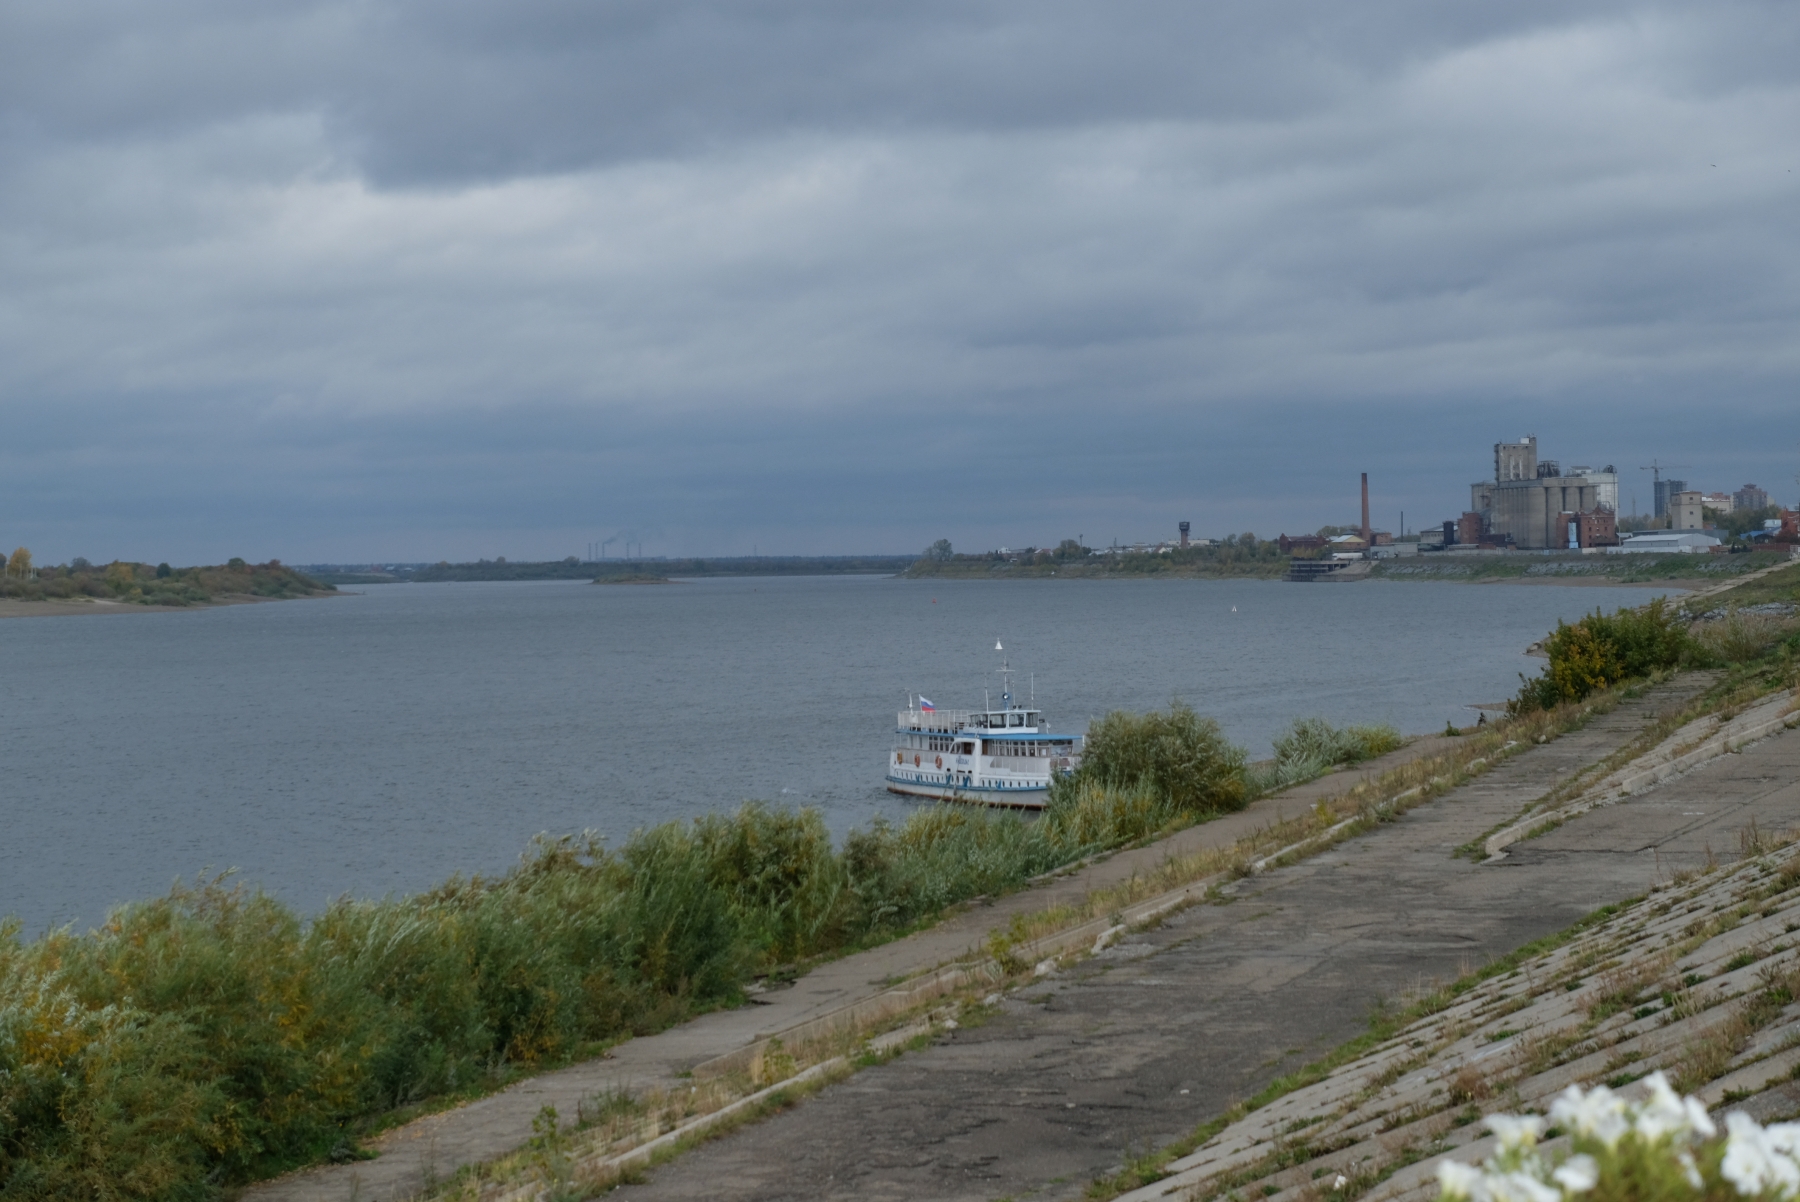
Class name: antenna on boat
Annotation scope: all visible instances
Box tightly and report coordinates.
[995,639,1014,710]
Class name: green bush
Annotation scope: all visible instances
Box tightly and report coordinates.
[1074,701,1248,814]
[1510,598,1697,714]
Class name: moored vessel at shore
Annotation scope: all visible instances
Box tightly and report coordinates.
[886,646,1081,809]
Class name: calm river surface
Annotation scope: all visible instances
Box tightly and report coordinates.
[1,575,1669,931]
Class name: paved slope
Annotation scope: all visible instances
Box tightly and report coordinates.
[616,677,1800,1202]
[248,736,1457,1201]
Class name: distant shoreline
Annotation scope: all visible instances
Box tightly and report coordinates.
[896,570,1707,589]
[1459,575,1697,589]
[0,572,1714,617]
[0,593,340,620]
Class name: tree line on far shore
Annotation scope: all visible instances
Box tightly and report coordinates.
[0,553,333,606]
[908,535,1290,578]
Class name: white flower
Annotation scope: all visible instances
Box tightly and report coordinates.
[1765,1121,1800,1157]
[1551,1153,1598,1194]
[1487,1114,1547,1151]
[1723,1110,1800,1198]
[1686,1097,1718,1140]
[1636,1071,1714,1142]
[1489,1169,1560,1202]
[1550,1083,1630,1149]
[1438,1159,1485,1200]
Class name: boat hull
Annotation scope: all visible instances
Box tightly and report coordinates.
[885,774,1048,810]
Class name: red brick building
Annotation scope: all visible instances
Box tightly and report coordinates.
[1565,508,1620,549]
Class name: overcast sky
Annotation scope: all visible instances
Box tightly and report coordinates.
[2,1,1796,564]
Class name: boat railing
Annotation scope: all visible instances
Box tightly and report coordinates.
[898,709,974,730]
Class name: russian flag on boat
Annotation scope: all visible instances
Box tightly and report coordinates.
[919,697,935,712]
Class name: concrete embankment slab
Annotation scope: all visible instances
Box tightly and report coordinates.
[613,677,1800,1202]
[243,737,1459,1201]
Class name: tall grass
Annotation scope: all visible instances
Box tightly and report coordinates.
[1688,607,1800,666]
[1253,718,1403,790]
[0,799,1144,1195]
[0,705,1399,1197]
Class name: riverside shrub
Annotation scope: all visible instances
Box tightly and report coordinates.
[1075,701,1249,813]
[1510,598,1696,714]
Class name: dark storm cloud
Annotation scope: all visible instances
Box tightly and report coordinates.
[0,2,1797,561]
[8,2,1665,178]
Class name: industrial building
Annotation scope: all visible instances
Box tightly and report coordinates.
[1568,466,1620,512]
[1672,491,1706,531]
[1611,531,1721,554]
[1466,436,1619,550]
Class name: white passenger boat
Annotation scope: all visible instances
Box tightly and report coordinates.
[886,646,1082,809]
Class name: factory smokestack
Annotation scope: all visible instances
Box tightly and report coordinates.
[1361,473,1371,544]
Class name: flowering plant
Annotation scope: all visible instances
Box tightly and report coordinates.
[1436,1071,1800,1201]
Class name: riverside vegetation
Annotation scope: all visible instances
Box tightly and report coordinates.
[0,707,1397,1199]
[0,555,331,607]
[5,582,1794,1199]
[1509,566,1800,715]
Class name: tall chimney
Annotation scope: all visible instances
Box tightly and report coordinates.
[1361,473,1371,543]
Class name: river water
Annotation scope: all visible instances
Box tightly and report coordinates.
[0,575,1667,931]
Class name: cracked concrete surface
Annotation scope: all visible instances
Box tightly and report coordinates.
[618,677,1800,1202]
[246,733,1460,1202]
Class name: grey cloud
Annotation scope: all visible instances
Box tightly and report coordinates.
[0,2,1797,563]
[7,1,1698,182]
